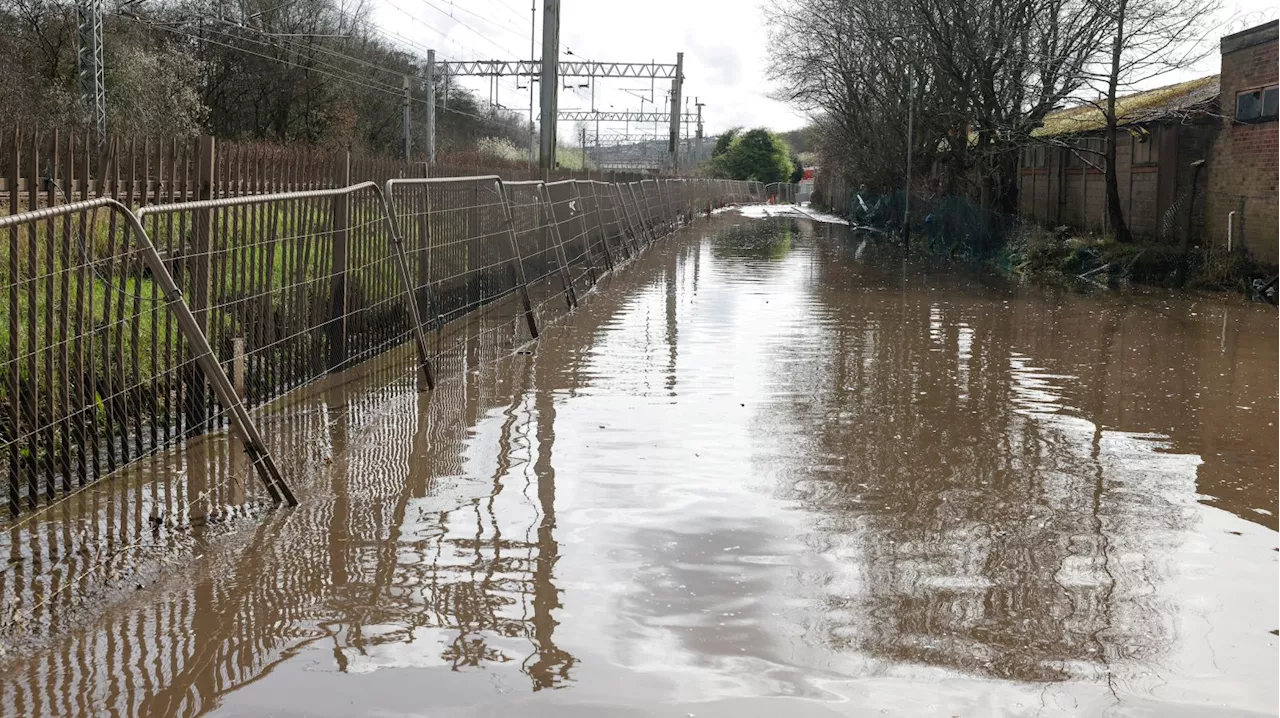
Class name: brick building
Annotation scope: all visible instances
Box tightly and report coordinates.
[1017,21,1278,265]
[1204,21,1278,264]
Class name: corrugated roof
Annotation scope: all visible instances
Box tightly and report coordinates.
[1033,75,1220,137]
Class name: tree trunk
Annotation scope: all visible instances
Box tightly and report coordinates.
[1105,0,1133,243]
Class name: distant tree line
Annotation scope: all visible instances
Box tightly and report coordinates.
[0,0,530,159]
[768,0,1218,241]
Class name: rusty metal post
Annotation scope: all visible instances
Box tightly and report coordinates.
[328,152,351,371]
[185,135,215,435]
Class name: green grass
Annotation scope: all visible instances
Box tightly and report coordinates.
[1,199,500,393]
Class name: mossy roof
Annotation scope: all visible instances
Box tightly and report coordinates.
[1033,75,1220,137]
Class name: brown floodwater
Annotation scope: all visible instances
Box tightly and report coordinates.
[1,211,1277,717]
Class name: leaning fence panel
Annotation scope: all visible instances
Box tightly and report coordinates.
[572,181,616,273]
[502,181,577,326]
[0,175,738,524]
[385,176,540,376]
[640,180,666,237]
[0,197,290,521]
[544,181,602,294]
[611,184,646,254]
[628,183,655,242]
[136,182,419,408]
[583,181,633,264]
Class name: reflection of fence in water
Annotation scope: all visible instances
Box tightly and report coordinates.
[2,175,751,526]
[1,309,587,715]
[0,176,754,713]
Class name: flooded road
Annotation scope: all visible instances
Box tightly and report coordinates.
[2,213,1277,717]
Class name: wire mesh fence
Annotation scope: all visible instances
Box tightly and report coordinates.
[578,180,630,267]
[384,176,539,381]
[497,180,578,327]
[1,170,757,526]
[0,198,291,521]
[544,180,601,296]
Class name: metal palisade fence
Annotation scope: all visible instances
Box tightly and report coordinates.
[1,132,759,521]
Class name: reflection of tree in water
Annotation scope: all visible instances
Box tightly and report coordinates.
[710,219,795,260]
[764,235,1193,684]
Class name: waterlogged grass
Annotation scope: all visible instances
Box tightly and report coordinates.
[1000,226,1264,292]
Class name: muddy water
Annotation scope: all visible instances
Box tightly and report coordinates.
[1,213,1276,717]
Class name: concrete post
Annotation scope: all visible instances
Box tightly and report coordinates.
[539,0,561,174]
[668,52,683,173]
[402,76,412,162]
[426,51,437,166]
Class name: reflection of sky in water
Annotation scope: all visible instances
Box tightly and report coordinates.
[535,222,1274,713]
[6,216,1271,718]
[250,220,1275,715]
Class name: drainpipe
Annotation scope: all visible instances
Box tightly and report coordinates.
[1227,210,1237,252]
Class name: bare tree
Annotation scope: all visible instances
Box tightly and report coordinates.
[1084,0,1220,242]
[768,0,1111,222]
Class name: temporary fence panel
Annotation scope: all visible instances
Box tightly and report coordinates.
[544,181,603,296]
[502,180,577,326]
[623,183,651,245]
[0,175,743,524]
[611,184,647,255]
[572,180,617,274]
[630,182,654,239]
[640,180,665,237]
[582,181,633,264]
[0,197,292,519]
[384,176,540,373]
[136,180,427,408]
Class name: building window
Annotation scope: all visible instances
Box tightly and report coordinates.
[1259,87,1280,119]
[1237,89,1262,119]
[1131,129,1158,165]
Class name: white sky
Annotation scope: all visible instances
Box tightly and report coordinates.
[371,0,1279,139]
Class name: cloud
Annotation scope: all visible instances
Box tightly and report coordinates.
[684,31,742,87]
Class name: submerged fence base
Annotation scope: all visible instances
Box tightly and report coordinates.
[1,175,756,520]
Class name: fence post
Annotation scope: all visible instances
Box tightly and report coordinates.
[328,152,351,371]
[7,130,21,516]
[185,135,215,435]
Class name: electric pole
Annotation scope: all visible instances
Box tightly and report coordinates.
[426,50,436,166]
[76,0,106,145]
[402,76,412,162]
[539,0,561,174]
[695,98,704,166]
[529,0,536,168]
[667,52,683,174]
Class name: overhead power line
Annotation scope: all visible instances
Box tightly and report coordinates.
[119,13,525,130]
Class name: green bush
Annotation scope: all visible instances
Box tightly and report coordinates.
[703,127,794,184]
